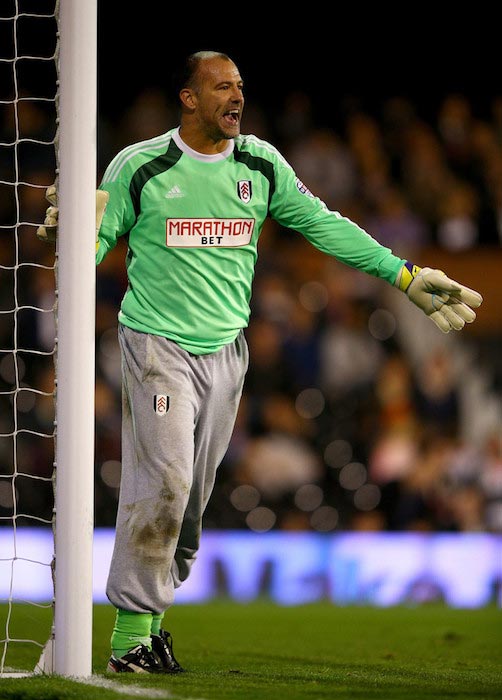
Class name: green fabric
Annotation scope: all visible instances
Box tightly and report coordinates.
[151,612,164,636]
[97,128,405,355]
[111,608,153,657]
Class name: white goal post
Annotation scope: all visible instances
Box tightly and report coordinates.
[51,0,98,677]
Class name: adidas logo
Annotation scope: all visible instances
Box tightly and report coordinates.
[165,185,184,199]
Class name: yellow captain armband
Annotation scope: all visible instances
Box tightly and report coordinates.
[396,261,422,293]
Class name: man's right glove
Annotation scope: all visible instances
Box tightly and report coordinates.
[396,262,483,333]
[36,185,109,244]
[36,184,59,242]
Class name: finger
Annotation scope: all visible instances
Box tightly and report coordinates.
[36,224,48,241]
[440,304,467,331]
[446,299,477,324]
[454,285,483,309]
[36,224,56,242]
[46,205,58,219]
[429,310,453,333]
[45,184,57,206]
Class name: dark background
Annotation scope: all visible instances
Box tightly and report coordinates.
[4,2,499,128]
[2,2,501,535]
[96,6,500,127]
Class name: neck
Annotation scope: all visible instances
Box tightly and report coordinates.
[178,125,230,155]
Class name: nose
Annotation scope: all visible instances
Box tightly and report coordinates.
[230,86,243,102]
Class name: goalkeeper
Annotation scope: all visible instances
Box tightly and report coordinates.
[38,51,483,674]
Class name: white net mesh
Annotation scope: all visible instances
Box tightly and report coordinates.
[0,0,58,675]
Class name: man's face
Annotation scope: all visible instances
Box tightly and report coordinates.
[192,57,244,141]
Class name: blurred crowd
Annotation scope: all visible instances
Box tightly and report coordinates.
[1,85,502,535]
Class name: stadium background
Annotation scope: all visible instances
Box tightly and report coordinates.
[1,5,501,552]
[93,8,502,536]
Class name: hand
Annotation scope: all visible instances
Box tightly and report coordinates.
[36,185,109,243]
[402,266,483,333]
[36,184,58,242]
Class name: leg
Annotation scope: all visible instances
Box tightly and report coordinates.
[172,331,249,588]
[106,328,248,672]
[106,325,198,613]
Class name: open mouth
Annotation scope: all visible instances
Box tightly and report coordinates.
[223,109,240,126]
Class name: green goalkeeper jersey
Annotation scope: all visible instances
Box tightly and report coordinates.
[97,128,405,354]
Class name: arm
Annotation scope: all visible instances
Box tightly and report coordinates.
[36,175,135,266]
[36,184,109,249]
[269,159,483,332]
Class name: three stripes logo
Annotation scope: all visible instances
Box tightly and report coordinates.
[237,180,252,203]
[165,185,184,198]
[153,394,170,416]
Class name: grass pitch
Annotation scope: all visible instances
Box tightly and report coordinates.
[1,601,501,699]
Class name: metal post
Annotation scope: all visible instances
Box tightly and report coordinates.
[54,0,97,677]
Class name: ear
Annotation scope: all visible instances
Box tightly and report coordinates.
[179,88,196,111]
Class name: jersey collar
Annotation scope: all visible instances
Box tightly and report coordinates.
[173,127,234,162]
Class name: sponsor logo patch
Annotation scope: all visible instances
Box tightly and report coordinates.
[166,218,255,247]
[153,394,169,415]
[295,177,315,198]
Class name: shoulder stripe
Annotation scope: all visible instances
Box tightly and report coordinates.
[103,132,173,183]
[239,134,291,168]
[129,138,183,217]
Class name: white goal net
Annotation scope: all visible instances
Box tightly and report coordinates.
[1,0,97,678]
[0,0,58,677]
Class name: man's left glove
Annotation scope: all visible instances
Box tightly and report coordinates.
[396,262,483,333]
[36,185,109,244]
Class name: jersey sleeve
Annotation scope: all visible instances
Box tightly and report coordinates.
[268,156,405,285]
[96,168,137,265]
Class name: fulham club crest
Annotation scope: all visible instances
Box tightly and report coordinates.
[237,180,252,203]
[153,394,169,415]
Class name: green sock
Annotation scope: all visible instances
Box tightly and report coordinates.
[151,612,164,636]
[111,609,153,658]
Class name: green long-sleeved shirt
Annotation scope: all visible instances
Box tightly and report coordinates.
[97,128,405,354]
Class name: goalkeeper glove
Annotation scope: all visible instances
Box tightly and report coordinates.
[395,261,483,333]
[36,184,58,242]
[36,185,109,244]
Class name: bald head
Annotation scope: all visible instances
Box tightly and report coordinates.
[174,51,235,98]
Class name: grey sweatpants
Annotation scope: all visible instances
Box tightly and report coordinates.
[106,324,249,614]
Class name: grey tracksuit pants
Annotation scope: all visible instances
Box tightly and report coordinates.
[106,324,249,614]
